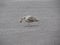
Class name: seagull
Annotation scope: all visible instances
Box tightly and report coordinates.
[20,15,39,24]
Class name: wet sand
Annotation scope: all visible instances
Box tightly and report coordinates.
[0,0,60,45]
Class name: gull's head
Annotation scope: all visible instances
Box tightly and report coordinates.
[20,20,22,23]
[20,17,25,23]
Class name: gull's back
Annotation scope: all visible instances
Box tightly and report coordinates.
[25,15,39,22]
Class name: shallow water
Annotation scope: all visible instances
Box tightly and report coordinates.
[0,0,60,45]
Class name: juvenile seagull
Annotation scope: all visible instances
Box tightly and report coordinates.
[20,15,39,23]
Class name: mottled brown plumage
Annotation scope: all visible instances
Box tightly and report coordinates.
[20,15,39,23]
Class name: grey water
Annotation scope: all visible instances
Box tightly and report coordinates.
[0,0,60,45]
